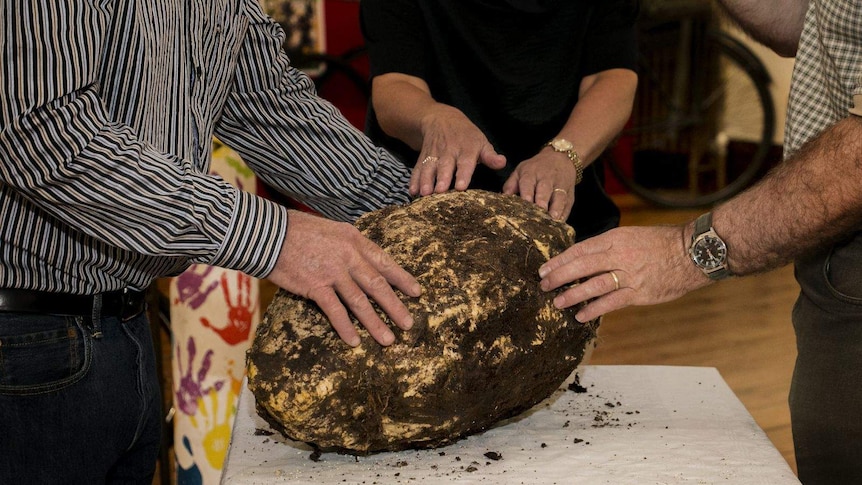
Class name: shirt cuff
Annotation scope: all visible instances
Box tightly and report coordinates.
[850,94,862,117]
[208,190,288,278]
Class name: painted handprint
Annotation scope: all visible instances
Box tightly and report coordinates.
[175,265,219,310]
[200,271,257,345]
[174,336,224,416]
[225,360,244,399]
[191,387,234,470]
[176,435,203,485]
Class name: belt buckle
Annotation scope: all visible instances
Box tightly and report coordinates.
[120,288,143,321]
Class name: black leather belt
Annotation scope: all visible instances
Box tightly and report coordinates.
[0,288,146,319]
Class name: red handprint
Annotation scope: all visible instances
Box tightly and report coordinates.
[200,271,257,345]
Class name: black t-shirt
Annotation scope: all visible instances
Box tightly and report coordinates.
[361,0,639,240]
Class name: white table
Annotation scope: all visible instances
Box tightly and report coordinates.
[221,365,800,484]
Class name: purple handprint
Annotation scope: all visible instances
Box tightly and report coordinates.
[174,336,224,416]
[175,265,219,309]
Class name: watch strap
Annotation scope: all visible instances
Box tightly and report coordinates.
[693,212,712,238]
[707,265,731,280]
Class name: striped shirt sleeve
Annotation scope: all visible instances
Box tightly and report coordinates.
[213,0,412,224]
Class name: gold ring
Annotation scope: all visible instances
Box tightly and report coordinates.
[421,156,439,165]
[553,188,567,195]
[609,271,620,291]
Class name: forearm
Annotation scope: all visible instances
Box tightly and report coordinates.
[713,116,862,275]
[714,0,809,57]
[217,73,412,222]
[371,73,445,151]
[555,69,638,165]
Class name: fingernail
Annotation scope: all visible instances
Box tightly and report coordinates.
[540,279,549,291]
[553,296,564,308]
[403,316,414,330]
[348,336,361,347]
[574,312,585,323]
[551,211,560,220]
[538,265,549,278]
[382,331,395,346]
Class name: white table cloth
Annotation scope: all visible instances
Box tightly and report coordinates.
[221,365,800,484]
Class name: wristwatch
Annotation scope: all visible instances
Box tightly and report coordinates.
[546,138,584,185]
[689,212,731,280]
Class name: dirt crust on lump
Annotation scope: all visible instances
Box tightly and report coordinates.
[246,190,598,454]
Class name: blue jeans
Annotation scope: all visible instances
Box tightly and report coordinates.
[0,307,161,484]
[792,234,862,485]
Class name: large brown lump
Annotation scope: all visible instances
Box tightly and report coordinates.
[247,190,598,454]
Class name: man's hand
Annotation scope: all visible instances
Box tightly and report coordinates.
[538,225,711,322]
[502,149,578,221]
[266,210,422,347]
[411,105,506,196]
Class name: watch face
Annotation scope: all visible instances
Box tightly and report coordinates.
[551,139,573,151]
[691,234,727,270]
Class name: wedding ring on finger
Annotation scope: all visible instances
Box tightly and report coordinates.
[609,271,620,292]
[421,156,439,165]
[553,188,568,196]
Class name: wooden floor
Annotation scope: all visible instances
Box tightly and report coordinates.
[591,195,799,475]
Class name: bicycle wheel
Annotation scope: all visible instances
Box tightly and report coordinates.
[607,26,776,208]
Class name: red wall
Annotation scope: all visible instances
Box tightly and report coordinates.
[320,0,369,130]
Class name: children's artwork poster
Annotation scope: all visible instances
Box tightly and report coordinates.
[171,141,260,484]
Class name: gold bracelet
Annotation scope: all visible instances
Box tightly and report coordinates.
[546,138,584,185]
[565,150,584,185]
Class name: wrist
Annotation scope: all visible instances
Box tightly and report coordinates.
[420,104,463,134]
[545,138,584,185]
[211,193,288,279]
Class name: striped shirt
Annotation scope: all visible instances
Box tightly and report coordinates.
[784,1,862,156]
[0,0,411,294]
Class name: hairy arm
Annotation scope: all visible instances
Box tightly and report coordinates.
[714,116,862,275]
[715,0,809,56]
[539,116,862,321]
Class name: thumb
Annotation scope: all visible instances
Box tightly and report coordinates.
[479,145,507,170]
